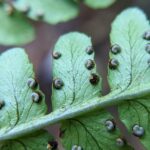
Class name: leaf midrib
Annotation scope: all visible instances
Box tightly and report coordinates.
[1,84,150,141]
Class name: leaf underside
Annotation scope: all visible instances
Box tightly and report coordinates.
[52,32,133,149]
[0,48,46,132]
[108,8,150,92]
[0,49,54,149]
[84,0,116,9]
[13,0,79,24]
[0,5,150,150]
[0,130,53,150]
[52,32,102,110]
[108,8,150,149]
[118,99,150,150]
[61,110,132,150]
[0,4,35,46]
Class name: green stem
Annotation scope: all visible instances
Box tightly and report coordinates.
[0,84,150,141]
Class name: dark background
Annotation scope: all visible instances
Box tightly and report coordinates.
[1,0,150,149]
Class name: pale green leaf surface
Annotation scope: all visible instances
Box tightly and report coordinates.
[0,5,35,46]
[108,8,150,92]
[61,110,133,150]
[84,0,116,9]
[52,32,102,110]
[53,32,133,150]
[0,130,54,150]
[0,48,47,135]
[118,99,150,149]
[13,0,79,24]
[108,8,150,149]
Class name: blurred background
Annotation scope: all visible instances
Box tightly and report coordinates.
[0,0,150,149]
